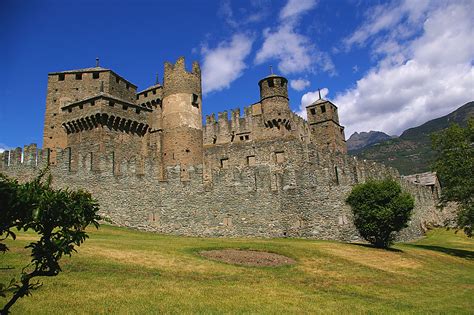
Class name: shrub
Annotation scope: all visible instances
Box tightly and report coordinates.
[346,179,414,248]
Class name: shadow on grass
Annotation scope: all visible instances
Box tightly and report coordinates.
[407,244,474,259]
[349,243,404,253]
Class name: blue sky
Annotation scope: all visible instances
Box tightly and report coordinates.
[1,0,473,151]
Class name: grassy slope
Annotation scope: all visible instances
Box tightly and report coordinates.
[351,101,473,175]
[1,225,473,314]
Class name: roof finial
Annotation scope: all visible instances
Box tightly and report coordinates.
[96,57,99,67]
[269,65,273,75]
[155,73,159,85]
[318,88,322,100]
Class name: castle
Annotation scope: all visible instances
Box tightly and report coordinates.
[0,57,449,241]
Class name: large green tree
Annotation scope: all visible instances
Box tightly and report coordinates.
[346,179,414,248]
[431,119,474,236]
[0,171,100,314]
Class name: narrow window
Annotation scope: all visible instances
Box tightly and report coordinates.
[135,108,140,114]
[247,155,256,166]
[111,151,115,174]
[275,151,285,163]
[335,166,339,185]
[90,152,93,171]
[245,135,249,140]
[92,72,100,79]
[136,95,139,100]
[220,158,229,169]
[109,101,115,107]
[192,94,199,108]
[122,105,128,110]
[67,147,72,172]
[79,104,83,109]
[68,108,72,113]
[144,92,148,97]
[152,90,156,95]
[75,73,82,80]
[116,76,120,83]
[126,83,130,90]
[240,136,244,141]
[310,108,316,115]
[91,100,95,106]
[268,79,274,87]
[321,105,326,113]
[58,74,65,81]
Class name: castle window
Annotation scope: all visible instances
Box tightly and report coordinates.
[91,100,95,106]
[220,158,229,169]
[68,108,72,113]
[136,95,139,100]
[240,136,244,141]
[247,155,256,166]
[50,126,54,129]
[245,135,249,140]
[109,101,115,107]
[92,72,100,79]
[275,151,285,164]
[126,83,130,90]
[58,74,65,81]
[144,92,148,97]
[75,73,82,80]
[192,94,199,108]
[79,105,83,109]
[116,76,120,83]
[268,79,274,87]
[310,108,316,115]
[122,105,128,110]
[135,108,140,114]
[321,105,326,113]
[153,90,156,95]
[335,166,339,185]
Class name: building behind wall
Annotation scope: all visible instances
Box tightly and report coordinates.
[0,57,452,241]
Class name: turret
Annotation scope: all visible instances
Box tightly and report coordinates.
[258,70,291,131]
[306,92,346,153]
[161,57,203,171]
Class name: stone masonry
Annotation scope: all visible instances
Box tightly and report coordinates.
[0,57,451,241]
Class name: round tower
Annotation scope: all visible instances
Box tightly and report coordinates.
[161,57,203,170]
[258,72,291,131]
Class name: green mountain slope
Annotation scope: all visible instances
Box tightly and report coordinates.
[351,101,474,175]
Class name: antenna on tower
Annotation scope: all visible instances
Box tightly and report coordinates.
[96,57,100,67]
[155,73,159,85]
[318,88,322,100]
[269,65,273,75]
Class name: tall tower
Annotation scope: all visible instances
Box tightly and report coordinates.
[161,57,203,171]
[306,95,347,153]
[258,71,291,132]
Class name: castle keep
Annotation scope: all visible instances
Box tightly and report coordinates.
[0,58,448,241]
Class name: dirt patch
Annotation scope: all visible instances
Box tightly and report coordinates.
[200,249,296,267]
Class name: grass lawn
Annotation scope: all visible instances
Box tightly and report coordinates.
[1,225,473,314]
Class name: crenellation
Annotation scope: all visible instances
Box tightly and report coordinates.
[1,58,452,241]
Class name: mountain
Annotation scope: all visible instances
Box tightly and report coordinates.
[350,101,474,175]
[347,131,393,151]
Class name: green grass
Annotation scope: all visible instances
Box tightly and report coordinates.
[1,225,473,314]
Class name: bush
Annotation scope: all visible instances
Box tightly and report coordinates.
[0,170,100,314]
[346,179,414,248]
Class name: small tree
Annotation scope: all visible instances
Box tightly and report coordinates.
[0,171,100,314]
[346,179,414,248]
[431,119,474,237]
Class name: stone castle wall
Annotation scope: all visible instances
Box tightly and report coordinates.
[0,141,450,241]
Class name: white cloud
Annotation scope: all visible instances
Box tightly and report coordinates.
[280,0,318,21]
[296,88,329,118]
[336,0,474,137]
[255,25,313,74]
[254,0,335,76]
[290,78,311,91]
[201,34,253,94]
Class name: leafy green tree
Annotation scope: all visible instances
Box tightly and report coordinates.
[431,119,474,236]
[346,179,414,248]
[0,171,100,314]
